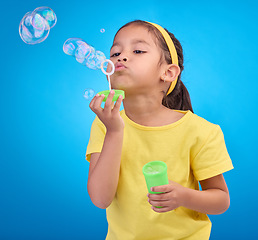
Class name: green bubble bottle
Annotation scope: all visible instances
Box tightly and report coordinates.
[142,161,169,208]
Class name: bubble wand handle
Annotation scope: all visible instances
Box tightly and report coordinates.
[101,59,115,89]
[108,75,111,91]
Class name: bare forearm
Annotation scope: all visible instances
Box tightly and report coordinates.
[88,130,123,209]
[183,188,230,215]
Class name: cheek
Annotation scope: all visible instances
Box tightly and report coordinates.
[137,65,157,78]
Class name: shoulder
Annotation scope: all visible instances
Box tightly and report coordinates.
[187,112,224,146]
[173,109,218,132]
[190,112,217,129]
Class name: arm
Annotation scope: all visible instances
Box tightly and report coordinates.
[148,174,230,215]
[87,91,124,209]
[183,174,230,214]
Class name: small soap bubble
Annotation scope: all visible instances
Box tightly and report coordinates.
[83,88,95,100]
[19,6,56,45]
[100,28,105,33]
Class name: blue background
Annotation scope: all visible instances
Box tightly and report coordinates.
[1,0,257,239]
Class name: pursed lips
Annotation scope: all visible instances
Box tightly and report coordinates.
[115,63,127,71]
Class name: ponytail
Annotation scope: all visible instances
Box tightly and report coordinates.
[162,79,194,113]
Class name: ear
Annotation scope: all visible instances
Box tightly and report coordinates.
[162,64,181,83]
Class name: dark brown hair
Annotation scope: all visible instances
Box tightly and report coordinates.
[115,20,194,113]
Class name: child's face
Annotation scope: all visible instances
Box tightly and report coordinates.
[109,24,165,94]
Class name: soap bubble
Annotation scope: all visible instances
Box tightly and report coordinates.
[83,88,95,100]
[19,12,49,44]
[63,38,93,60]
[100,28,105,33]
[31,7,57,30]
[78,53,98,70]
[31,13,48,31]
[19,6,56,44]
[77,50,106,70]
[75,42,93,60]
[94,51,107,68]
[63,38,107,70]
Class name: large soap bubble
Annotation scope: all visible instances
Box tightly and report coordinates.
[31,7,57,30]
[63,38,107,70]
[19,12,49,44]
[19,6,57,44]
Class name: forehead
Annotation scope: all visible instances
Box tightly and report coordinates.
[113,25,157,46]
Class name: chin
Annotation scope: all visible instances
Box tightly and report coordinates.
[111,85,126,91]
[111,81,127,91]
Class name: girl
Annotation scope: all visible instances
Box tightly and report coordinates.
[86,20,233,240]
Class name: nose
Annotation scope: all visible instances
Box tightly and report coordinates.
[118,57,128,62]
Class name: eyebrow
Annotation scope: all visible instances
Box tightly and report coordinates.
[110,39,150,50]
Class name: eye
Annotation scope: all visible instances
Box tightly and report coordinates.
[110,52,120,57]
[134,50,145,54]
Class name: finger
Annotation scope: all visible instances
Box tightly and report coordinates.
[103,90,115,112]
[148,199,170,208]
[112,95,123,113]
[151,206,174,213]
[91,94,105,114]
[89,94,98,109]
[110,101,115,109]
[148,192,169,201]
[151,184,172,194]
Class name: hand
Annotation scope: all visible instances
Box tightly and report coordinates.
[147,180,187,213]
[89,90,124,132]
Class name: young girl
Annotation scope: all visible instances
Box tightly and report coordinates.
[86,20,233,240]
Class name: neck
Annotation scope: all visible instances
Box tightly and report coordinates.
[122,92,168,125]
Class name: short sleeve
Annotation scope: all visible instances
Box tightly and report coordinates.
[191,125,233,181]
[85,116,106,162]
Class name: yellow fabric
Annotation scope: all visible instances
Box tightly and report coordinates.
[86,110,233,240]
[147,22,178,95]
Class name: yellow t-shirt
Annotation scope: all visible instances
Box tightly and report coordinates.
[86,109,233,240]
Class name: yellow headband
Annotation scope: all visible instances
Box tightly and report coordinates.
[147,22,179,95]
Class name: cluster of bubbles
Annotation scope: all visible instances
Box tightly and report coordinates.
[19,7,57,44]
[19,7,107,101]
[63,38,113,100]
[63,38,108,70]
